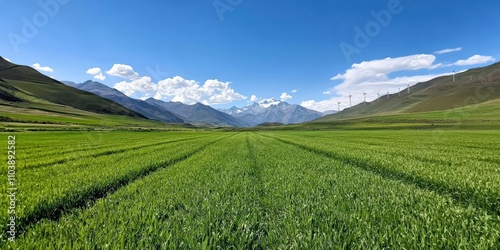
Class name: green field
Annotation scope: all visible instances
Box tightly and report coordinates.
[1,130,499,249]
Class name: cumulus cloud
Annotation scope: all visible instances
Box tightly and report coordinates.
[452,55,495,66]
[114,76,156,96]
[303,54,452,112]
[106,64,139,80]
[32,63,54,73]
[250,95,258,102]
[93,73,106,81]
[280,92,292,101]
[113,75,246,105]
[86,67,106,81]
[291,89,297,93]
[86,67,101,75]
[331,54,438,86]
[434,47,462,54]
[301,99,339,112]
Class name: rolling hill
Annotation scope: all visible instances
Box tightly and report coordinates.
[317,62,500,121]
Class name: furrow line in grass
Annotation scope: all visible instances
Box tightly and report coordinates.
[23,135,213,170]
[10,133,238,238]
[260,134,500,216]
[244,133,268,246]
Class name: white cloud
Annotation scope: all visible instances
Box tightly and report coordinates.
[106,64,139,80]
[250,95,258,102]
[32,63,54,73]
[434,47,462,54]
[291,89,297,93]
[301,99,339,113]
[114,76,155,96]
[93,73,106,81]
[331,54,438,87]
[4,58,11,62]
[452,55,495,66]
[86,67,102,75]
[280,92,292,101]
[86,67,106,81]
[113,75,246,105]
[201,79,247,105]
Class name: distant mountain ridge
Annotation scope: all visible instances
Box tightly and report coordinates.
[220,98,322,126]
[145,98,250,127]
[63,80,184,123]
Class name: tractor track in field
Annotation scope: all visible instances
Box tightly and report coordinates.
[11,133,239,238]
[23,135,213,170]
[260,134,500,217]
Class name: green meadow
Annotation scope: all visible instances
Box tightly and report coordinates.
[2,129,499,249]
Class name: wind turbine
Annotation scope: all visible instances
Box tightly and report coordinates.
[407,83,411,94]
[452,68,456,82]
[377,90,381,102]
[349,91,352,108]
[337,100,341,111]
[398,87,401,96]
[362,90,367,105]
[386,89,389,99]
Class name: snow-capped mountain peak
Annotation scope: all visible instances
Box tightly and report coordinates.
[218,98,322,126]
[257,98,283,108]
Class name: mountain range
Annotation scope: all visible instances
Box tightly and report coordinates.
[62,80,322,127]
[3,55,499,129]
[219,98,323,126]
[145,98,251,127]
[62,80,252,127]
[63,80,184,123]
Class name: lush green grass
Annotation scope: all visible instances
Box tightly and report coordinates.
[0,104,188,130]
[307,99,500,130]
[0,131,227,241]
[2,130,499,248]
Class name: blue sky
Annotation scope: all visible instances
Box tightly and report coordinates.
[1,0,499,111]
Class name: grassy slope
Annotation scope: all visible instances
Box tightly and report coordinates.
[0,57,186,130]
[0,78,145,117]
[319,62,500,120]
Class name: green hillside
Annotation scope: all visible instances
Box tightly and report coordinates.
[319,62,500,120]
[0,57,193,130]
[0,57,146,118]
[298,99,500,131]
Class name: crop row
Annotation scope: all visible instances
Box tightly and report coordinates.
[9,132,500,249]
[20,134,213,170]
[262,130,500,215]
[16,132,212,169]
[0,132,231,242]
